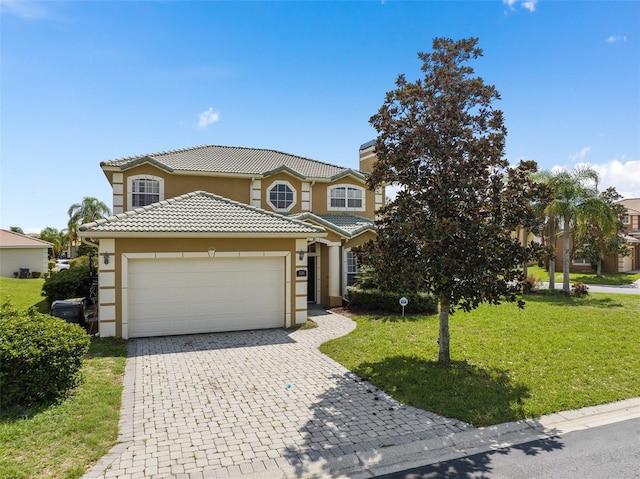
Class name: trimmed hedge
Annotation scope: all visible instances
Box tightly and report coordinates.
[0,302,90,409]
[41,265,91,305]
[346,286,438,315]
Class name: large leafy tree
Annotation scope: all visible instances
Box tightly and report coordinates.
[67,197,111,249]
[362,38,550,366]
[572,187,628,277]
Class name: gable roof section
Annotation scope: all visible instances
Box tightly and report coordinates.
[78,191,327,238]
[101,145,362,180]
[618,198,640,216]
[0,229,53,248]
[290,213,375,239]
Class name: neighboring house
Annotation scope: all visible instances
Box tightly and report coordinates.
[618,198,640,271]
[0,229,52,278]
[79,143,383,338]
[553,197,640,273]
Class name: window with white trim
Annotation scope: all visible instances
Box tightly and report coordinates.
[346,251,359,286]
[622,215,630,224]
[572,257,590,265]
[128,175,164,209]
[267,181,296,212]
[328,185,365,211]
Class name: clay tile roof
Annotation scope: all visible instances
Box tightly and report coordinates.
[0,229,53,248]
[101,145,357,180]
[290,213,375,238]
[78,191,326,235]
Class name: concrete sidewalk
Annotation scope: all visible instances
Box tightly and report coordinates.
[83,308,640,479]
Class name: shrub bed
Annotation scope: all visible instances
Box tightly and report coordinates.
[41,265,91,305]
[0,302,90,409]
[346,286,438,314]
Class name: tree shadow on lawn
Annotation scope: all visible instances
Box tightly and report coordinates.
[354,356,531,427]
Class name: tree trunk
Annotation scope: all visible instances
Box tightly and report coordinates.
[438,297,451,366]
[597,257,602,277]
[562,224,570,293]
[549,221,556,290]
[522,227,528,278]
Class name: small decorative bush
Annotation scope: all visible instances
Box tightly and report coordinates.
[346,286,438,314]
[0,301,90,409]
[571,282,589,298]
[41,265,91,305]
[31,271,42,279]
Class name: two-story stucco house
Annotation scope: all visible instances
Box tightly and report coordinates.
[553,197,640,273]
[618,197,640,271]
[79,143,382,338]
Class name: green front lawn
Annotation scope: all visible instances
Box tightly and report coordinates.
[321,292,640,427]
[0,278,128,479]
[0,277,48,312]
[528,265,640,286]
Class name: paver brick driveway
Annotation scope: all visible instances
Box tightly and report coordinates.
[86,309,471,479]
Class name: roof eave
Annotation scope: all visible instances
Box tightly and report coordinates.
[78,231,327,239]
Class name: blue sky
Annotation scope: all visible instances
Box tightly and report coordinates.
[1,0,638,234]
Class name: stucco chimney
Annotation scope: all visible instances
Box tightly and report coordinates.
[358,140,377,173]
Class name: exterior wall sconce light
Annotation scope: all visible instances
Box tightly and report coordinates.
[103,252,110,264]
[208,247,216,258]
[297,250,306,261]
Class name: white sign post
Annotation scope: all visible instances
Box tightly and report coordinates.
[399,297,408,317]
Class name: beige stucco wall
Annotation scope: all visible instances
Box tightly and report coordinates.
[0,247,49,278]
[114,164,379,219]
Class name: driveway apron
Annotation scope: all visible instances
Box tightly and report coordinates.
[84,309,472,479]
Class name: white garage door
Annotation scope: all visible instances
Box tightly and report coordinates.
[127,256,284,337]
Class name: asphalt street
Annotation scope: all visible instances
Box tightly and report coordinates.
[375,417,640,479]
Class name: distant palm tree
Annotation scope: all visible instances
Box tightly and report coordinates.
[40,226,69,258]
[67,197,111,254]
[542,166,612,293]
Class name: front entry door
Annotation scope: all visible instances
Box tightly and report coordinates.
[307,256,316,302]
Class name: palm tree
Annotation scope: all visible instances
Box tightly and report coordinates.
[40,226,69,258]
[573,187,625,277]
[543,166,603,293]
[67,197,111,255]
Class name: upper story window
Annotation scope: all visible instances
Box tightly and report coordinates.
[622,215,630,224]
[128,175,164,209]
[267,181,296,212]
[328,185,365,211]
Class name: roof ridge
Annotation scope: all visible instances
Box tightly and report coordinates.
[102,144,352,173]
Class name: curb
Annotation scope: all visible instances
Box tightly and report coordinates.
[233,397,640,479]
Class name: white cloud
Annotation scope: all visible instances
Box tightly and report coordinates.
[503,0,536,12]
[198,107,220,129]
[589,159,640,199]
[552,159,640,199]
[568,147,591,163]
[0,0,51,20]
[606,35,627,44]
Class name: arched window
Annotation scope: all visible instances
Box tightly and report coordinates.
[128,175,164,209]
[328,185,365,211]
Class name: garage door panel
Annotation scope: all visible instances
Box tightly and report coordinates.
[127,257,285,337]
